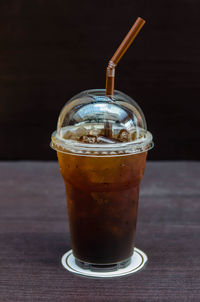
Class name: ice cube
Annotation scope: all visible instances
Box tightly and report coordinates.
[79,135,97,144]
[89,126,100,137]
[117,129,131,142]
[97,136,118,144]
[62,131,76,140]
[75,126,88,138]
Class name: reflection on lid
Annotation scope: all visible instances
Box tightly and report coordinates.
[71,102,133,126]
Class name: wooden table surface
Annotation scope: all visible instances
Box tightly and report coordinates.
[0,161,199,301]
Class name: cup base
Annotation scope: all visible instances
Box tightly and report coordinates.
[75,257,131,272]
[61,248,148,278]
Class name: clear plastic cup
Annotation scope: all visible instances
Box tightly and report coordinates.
[51,89,153,271]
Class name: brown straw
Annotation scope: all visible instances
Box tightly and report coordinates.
[105,17,146,96]
[104,17,145,137]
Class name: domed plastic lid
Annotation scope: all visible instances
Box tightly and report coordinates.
[51,89,153,156]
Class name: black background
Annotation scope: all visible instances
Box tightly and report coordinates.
[1,0,200,160]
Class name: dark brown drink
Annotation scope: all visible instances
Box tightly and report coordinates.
[57,150,147,265]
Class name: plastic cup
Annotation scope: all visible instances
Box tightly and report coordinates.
[51,89,153,271]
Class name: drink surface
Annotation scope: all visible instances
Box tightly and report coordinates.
[57,145,147,264]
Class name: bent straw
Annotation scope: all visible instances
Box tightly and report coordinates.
[106,17,146,96]
[104,17,145,137]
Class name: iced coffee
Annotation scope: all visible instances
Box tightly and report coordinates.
[51,89,153,268]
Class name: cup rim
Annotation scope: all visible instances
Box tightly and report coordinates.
[51,130,154,157]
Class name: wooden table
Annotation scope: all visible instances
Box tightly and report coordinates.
[0,161,199,301]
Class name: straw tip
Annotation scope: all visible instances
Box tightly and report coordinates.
[137,17,146,24]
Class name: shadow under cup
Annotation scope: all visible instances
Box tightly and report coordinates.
[57,150,147,268]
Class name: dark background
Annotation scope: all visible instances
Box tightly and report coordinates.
[1,0,200,160]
